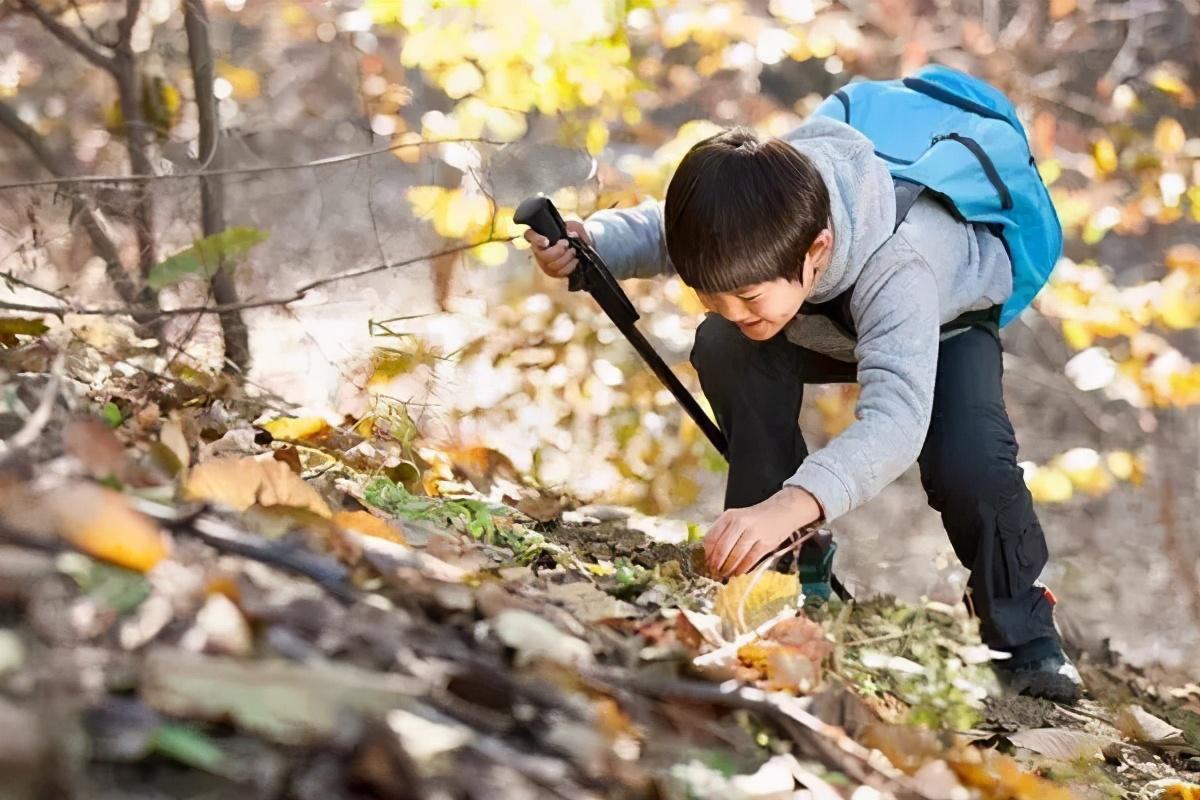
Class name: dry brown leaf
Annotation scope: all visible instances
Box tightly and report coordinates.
[333,510,407,545]
[1115,705,1187,747]
[445,446,519,492]
[184,456,331,518]
[54,484,171,572]
[160,417,191,471]
[1007,728,1111,760]
[713,571,799,638]
[63,417,158,486]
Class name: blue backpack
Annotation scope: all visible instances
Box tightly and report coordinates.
[811,64,1062,327]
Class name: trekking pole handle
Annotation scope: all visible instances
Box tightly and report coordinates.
[514,196,638,323]
[515,195,587,292]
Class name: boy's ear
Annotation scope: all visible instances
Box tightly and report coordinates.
[803,228,833,283]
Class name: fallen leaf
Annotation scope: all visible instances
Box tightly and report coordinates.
[1008,728,1111,760]
[493,610,594,668]
[141,647,422,745]
[260,416,329,442]
[184,456,331,518]
[445,446,519,492]
[1148,780,1200,800]
[63,417,159,486]
[545,580,639,622]
[713,571,800,638]
[1116,705,1188,748]
[333,510,407,545]
[54,485,171,573]
[159,417,191,470]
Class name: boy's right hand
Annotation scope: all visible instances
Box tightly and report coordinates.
[525,220,591,279]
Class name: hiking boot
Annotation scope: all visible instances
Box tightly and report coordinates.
[775,529,837,605]
[992,635,1083,704]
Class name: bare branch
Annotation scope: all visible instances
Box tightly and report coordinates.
[66,0,114,48]
[0,100,144,306]
[0,137,512,192]
[15,0,114,71]
[114,0,142,45]
[0,236,517,320]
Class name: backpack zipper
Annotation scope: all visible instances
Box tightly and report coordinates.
[930,133,1013,210]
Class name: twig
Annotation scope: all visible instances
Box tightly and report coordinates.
[0,351,65,456]
[15,0,115,71]
[131,498,360,604]
[0,100,145,306]
[0,137,512,192]
[0,236,517,320]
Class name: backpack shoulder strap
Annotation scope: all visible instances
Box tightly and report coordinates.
[799,177,924,336]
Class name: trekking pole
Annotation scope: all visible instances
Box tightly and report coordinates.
[515,196,849,601]
[514,196,728,457]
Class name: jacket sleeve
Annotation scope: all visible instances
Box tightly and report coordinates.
[784,244,941,521]
[582,199,676,280]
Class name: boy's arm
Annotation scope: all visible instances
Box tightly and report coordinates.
[784,245,941,522]
[583,199,675,280]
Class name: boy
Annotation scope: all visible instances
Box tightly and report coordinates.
[526,118,1082,702]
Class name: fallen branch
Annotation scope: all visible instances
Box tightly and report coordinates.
[131,498,361,604]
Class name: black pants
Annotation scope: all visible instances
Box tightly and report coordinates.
[690,314,1058,650]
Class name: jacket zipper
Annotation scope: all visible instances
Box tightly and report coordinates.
[930,133,1013,210]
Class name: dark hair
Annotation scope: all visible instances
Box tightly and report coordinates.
[664,127,830,293]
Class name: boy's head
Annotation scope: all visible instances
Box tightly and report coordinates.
[665,127,833,341]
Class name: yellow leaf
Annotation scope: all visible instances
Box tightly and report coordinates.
[471,240,510,266]
[56,485,170,572]
[333,510,407,545]
[1092,138,1118,175]
[1061,319,1095,350]
[1049,0,1077,19]
[185,456,331,518]
[217,61,261,100]
[1026,465,1073,503]
[1055,447,1113,496]
[261,416,329,442]
[1149,68,1197,107]
[1154,117,1187,155]
[1166,244,1200,276]
[1105,450,1143,483]
[440,61,484,99]
[713,571,800,637]
[585,118,609,155]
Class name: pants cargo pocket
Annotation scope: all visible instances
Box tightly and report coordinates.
[995,491,1048,598]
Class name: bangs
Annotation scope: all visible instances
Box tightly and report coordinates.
[664,129,829,294]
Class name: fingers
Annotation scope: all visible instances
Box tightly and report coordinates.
[728,540,774,577]
[525,232,578,278]
[704,512,742,577]
[719,528,762,578]
[545,243,578,277]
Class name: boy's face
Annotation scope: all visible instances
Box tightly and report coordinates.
[696,228,832,341]
[697,278,812,341]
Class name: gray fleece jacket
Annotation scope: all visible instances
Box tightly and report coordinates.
[583,117,1014,522]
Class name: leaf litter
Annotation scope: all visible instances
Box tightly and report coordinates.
[0,331,1198,798]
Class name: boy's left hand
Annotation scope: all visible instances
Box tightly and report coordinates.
[704,486,823,578]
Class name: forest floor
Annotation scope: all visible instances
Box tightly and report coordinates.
[1,327,1199,800]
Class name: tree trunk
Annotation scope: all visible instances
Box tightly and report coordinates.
[183,0,250,372]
